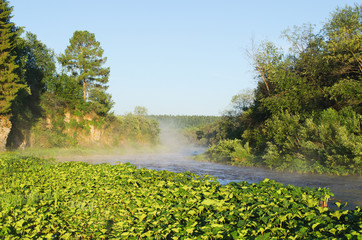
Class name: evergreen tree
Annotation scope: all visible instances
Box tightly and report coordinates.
[58,30,111,111]
[0,0,24,115]
[0,0,25,150]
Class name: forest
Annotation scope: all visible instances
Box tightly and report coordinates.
[190,4,361,175]
[0,1,159,151]
[148,115,220,129]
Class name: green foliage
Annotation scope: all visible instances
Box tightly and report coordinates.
[116,113,160,145]
[0,6,159,151]
[203,139,255,166]
[7,32,57,149]
[88,88,114,116]
[24,110,160,148]
[299,108,362,173]
[149,115,220,130]
[18,32,57,98]
[226,89,255,116]
[0,0,25,115]
[58,30,111,113]
[323,4,361,78]
[262,142,282,169]
[134,105,148,116]
[44,74,83,109]
[0,154,361,239]
[30,122,78,148]
[197,4,362,175]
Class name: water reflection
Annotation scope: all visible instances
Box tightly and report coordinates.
[59,146,362,209]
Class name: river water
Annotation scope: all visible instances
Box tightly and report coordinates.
[60,146,362,209]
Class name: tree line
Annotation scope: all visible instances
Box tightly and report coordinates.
[0,0,158,149]
[148,115,220,129]
[193,4,361,174]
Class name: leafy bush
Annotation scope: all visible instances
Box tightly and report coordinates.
[262,142,281,169]
[299,107,362,173]
[205,139,255,166]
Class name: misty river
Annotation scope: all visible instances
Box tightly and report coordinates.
[59,126,362,210]
[59,145,362,210]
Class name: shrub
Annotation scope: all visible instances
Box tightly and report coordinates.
[205,139,254,165]
[299,107,362,174]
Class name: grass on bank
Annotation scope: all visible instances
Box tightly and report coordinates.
[14,143,169,160]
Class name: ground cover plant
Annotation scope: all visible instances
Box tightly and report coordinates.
[0,154,361,239]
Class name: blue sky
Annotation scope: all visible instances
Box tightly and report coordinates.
[11,0,358,116]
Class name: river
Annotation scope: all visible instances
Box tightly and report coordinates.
[60,145,362,209]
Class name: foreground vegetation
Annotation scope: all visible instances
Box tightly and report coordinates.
[190,5,362,175]
[0,154,361,239]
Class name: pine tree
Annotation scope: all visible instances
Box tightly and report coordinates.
[0,0,25,150]
[0,0,24,115]
[58,30,110,102]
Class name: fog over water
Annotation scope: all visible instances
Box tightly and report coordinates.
[59,125,362,209]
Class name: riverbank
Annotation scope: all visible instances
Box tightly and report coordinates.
[194,141,362,176]
[14,144,168,160]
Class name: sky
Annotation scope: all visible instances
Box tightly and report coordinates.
[11,0,358,116]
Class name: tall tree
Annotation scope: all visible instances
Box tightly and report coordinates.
[6,32,57,149]
[20,32,56,98]
[0,0,25,150]
[58,30,110,102]
[0,0,24,115]
[322,4,362,112]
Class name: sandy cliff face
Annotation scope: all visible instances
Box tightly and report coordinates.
[0,116,11,151]
[4,110,158,149]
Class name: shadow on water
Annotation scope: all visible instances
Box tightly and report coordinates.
[59,124,362,209]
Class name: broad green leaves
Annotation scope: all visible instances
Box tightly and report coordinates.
[0,154,361,239]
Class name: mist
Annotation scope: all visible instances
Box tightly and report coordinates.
[157,122,196,152]
[54,121,362,209]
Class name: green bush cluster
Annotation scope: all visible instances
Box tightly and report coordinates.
[201,108,361,174]
[260,107,361,173]
[202,139,255,167]
[192,5,362,175]
[0,154,361,239]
